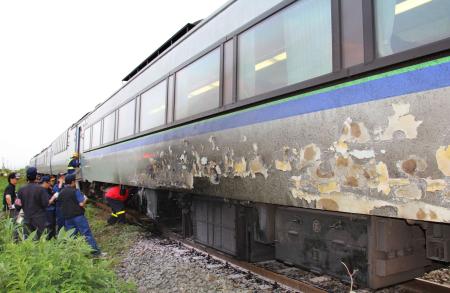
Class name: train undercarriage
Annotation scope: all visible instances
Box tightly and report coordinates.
[84,181,450,290]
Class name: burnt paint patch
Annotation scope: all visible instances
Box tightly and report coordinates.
[369,206,399,217]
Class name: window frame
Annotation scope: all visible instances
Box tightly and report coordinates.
[138,79,168,133]
[174,46,222,121]
[236,0,336,101]
[83,126,92,152]
[117,97,137,141]
[102,111,116,145]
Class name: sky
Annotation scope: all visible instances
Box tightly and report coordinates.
[0,0,228,170]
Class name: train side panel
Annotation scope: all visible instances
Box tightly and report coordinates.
[82,57,450,223]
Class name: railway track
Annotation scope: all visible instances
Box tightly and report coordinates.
[92,201,450,293]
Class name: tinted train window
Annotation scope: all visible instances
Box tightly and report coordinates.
[375,0,450,57]
[103,112,115,144]
[175,48,220,120]
[140,80,167,132]
[118,99,135,139]
[237,0,332,100]
[91,121,101,148]
[84,127,91,151]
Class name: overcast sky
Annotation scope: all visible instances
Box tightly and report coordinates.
[0,0,227,170]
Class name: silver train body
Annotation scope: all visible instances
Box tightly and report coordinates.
[30,0,450,288]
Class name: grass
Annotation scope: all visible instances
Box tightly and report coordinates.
[85,204,143,268]
[0,216,136,293]
[0,185,143,292]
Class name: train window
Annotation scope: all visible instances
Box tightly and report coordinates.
[140,80,167,132]
[374,0,450,57]
[103,112,115,144]
[84,127,91,151]
[91,121,101,148]
[118,99,136,139]
[237,0,332,100]
[175,48,220,120]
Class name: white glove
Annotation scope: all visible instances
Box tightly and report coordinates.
[53,192,59,199]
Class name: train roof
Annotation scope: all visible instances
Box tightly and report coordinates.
[122,21,201,82]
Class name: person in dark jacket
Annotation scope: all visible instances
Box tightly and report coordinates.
[3,172,18,219]
[17,167,49,239]
[59,174,102,256]
[105,185,129,225]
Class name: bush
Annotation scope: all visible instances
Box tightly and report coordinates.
[0,218,135,293]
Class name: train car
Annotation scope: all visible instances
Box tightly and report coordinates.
[32,0,450,289]
[29,154,38,169]
[35,147,51,175]
[49,125,82,175]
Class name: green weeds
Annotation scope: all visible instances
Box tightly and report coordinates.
[0,218,136,293]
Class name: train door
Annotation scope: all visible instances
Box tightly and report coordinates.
[75,126,81,155]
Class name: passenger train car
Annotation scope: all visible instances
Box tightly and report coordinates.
[30,0,450,288]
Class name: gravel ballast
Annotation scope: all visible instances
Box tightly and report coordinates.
[117,235,291,293]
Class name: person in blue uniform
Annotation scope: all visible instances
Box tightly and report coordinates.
[59,174,103,256]
[67,152,80,175]
[41,176,57,239]
[52,173,66,231]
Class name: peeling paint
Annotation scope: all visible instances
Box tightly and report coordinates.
[381,102,422,140]
[436,145,450,176]
[339,118,370,143]
[249,156,268,179]
[397,155,427,176]
[318,181,340,194]
[208,136,217,150]
[233,157,248,177]
[290,176,303,189]
[394,183,422,200]
[184,172,194,189]
[388,178,410,186]
[376,162,390,195]
[334,140,349,155]
[289,190,450,222]
[252,143,258,153]
[349,149,375,159]
[426,178,447,192]
[275,160,292,172]
[290,188,306,199]
[302,144,320,161]
[317,198,339,211]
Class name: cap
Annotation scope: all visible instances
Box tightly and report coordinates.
[72,152,79,158]
[26,167,37,180]
[40,175,50,183]
[65,174,76,185]
[58,172,66,177]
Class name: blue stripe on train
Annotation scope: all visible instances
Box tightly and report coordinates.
[85,60,450,158]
